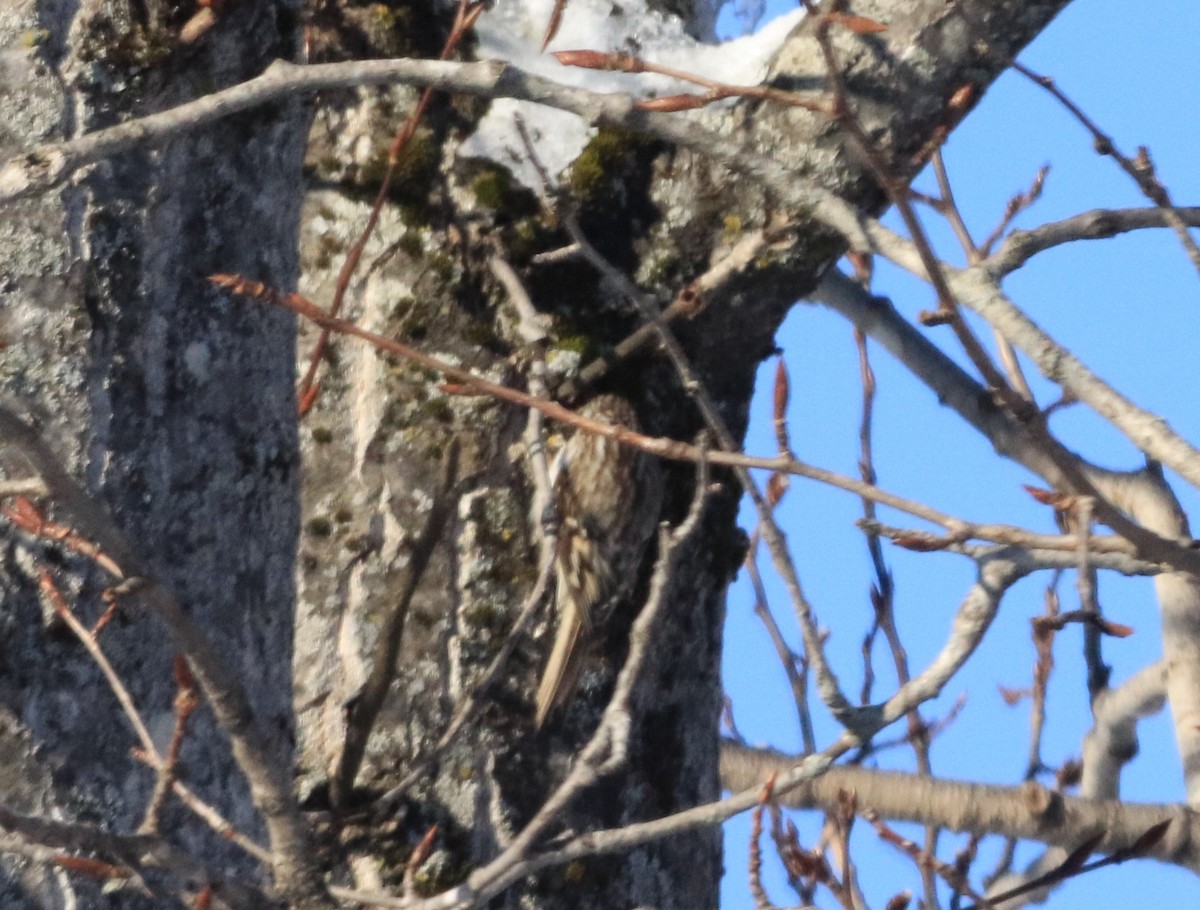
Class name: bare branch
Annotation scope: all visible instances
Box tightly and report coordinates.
[719,745,1198,872]
[986,206,1200,277]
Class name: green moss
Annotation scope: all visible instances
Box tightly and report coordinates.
[370,2,398,29]
[381,398,414,431]
[508,218,547,260]
[467,163,538,218]
[461,318,499,348]
[311,427,334,444]
[392,295,418,318]
[411,603,438,628]
[471,166,514,210]
[313,233,346,270]
[463,603,499,628]
[337,0,424,59]
[398,232,425,258]
[20,29,50,47]
[641,246,682,286]
[316,156,343,180]
[569,127,652,205]
[358,131,440,214]
[342,534,371,553]
[411,854,469,897]
[553,333,600,359]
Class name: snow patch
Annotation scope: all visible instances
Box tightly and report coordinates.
[457,0,804,190]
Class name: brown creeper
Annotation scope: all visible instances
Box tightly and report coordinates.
[535,394,663,728]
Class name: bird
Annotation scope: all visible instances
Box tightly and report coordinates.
[534,394,663,728]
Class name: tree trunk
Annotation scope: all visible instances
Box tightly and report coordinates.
[0,4,306,906]
[291,2,1073,908]
[0,0,1075,907]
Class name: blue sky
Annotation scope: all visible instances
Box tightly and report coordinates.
[717,1,1200,906]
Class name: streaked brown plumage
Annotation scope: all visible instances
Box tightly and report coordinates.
[534,394,662,727]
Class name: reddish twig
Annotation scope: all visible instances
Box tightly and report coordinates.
[403,825,440,903]
[852,325,940,906]
[748,776,781,910]
[977,164,1050,258]
[540,0,569,50]
[768,800,848,907]
[864,808,986,904]
[139,656,200,835]
[296,0,484,415]
[4,496,124,578]
[216,271,1200,578]
[130,748,273,864]
[35,569,159,762]
[1025,582,1059,780]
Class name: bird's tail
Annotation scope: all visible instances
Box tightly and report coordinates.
[534,595,587,728]
[535,521,608,727]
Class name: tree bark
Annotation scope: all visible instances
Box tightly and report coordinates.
[0,3,306,906]
[0,0,1078,907]
[291,2,1073,908]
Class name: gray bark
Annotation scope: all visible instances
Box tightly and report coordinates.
[0,2,306,906]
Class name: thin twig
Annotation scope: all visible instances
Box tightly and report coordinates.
[1012,60,1200,277]
[297,0,484,413]
[0,805,271,909]
[928,150,1035,399]
[748,777,780,910]
[852,327,938,907]
[1070,497,1109,701]
[130,751,273,863]
[139,656,200,835]
[745,529,815,753]
[1025,582,1059,781]
[32,571,159,763]
[985,206,1200,277]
